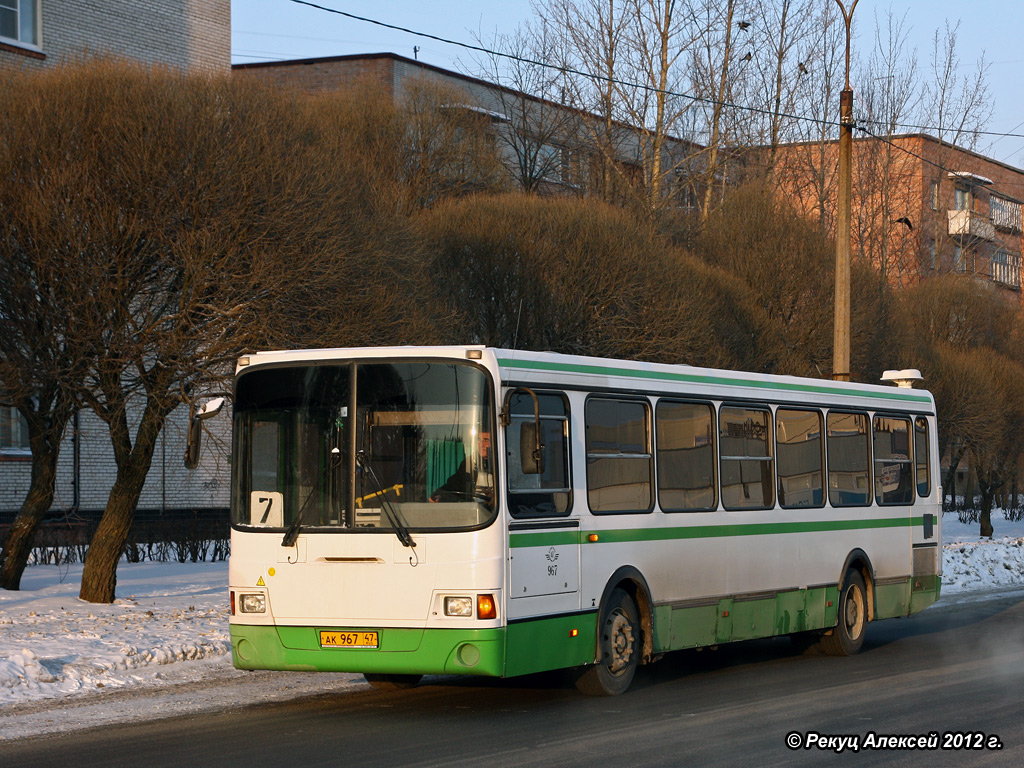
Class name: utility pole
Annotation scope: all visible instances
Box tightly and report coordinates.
[833,0,858,382]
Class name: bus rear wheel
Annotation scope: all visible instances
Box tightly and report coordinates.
[364,673,422,691]
[819,569,867,656]
[575,588,639,696]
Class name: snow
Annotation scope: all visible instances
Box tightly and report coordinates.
[2,511,1024,741]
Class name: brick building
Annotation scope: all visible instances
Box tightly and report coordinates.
[765,133,1024,298]
[0,0,229,72]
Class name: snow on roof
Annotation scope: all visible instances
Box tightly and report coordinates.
[947,171,994,186]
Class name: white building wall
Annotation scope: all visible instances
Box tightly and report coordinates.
[0,0,230,72]
[0,404,230,516]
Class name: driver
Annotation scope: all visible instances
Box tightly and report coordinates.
[429,431,492,503]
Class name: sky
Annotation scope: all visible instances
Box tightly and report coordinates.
[2,514,1024,740]
[231,0,1024,167]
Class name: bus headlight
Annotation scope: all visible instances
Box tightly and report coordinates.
[238,593,266,614]
[444,596,473,617]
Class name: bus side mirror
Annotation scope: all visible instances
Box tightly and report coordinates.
[184,397,225,470]
[519,421,545,475]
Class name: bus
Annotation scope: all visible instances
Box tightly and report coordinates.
[222,346,940,695]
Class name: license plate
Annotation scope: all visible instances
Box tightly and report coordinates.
[319,630,379,648]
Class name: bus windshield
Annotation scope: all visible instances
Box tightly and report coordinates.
[232,361,496,534]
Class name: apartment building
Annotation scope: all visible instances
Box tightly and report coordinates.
[1,0,231,520]
[765,133,1024,298]
[0,0,229,72]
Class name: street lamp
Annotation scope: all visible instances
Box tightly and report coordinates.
[833,0,857,383]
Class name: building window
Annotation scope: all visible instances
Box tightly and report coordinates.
[954,186,971,211]
[930,180,940,211]
[1,406,31,454]
[0,0,37,46]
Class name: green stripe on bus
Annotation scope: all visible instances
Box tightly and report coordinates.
[496,357,932,403]
[509,516,924,547]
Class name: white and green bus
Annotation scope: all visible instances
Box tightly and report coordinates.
[224,346,940,695]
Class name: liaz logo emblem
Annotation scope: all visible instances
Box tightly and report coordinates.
[546,547,559,562]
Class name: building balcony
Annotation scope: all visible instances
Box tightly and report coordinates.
[948,209,996,241]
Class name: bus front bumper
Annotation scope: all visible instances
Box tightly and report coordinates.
[230,624,506,677]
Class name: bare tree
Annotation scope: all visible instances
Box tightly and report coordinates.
[768,0,844,229]
[0,178,90,587]
[0,61,449,602]
[473,22,588,192]
[850,8,921,286]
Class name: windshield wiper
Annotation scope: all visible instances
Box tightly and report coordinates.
[356,451,416,549]
[281,447,339,547]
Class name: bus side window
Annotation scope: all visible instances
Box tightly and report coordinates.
[585,397,653,514]
[656,400,716,511]
[506,392,572,518]
[915,417,930,498]
[874,415,913,505]
[776,409,824,509]
[826,411,871,507]
[718,405,773,510]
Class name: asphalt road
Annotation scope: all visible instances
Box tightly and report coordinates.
[7,593,1023,768]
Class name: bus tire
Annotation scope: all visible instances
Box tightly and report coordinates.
[575,588,639,696]
[820,569,867,656]
[364,673,422,690]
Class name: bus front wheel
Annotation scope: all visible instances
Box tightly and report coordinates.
[820,569,867,656]
[364,673,422,691]
[575,588,639,696]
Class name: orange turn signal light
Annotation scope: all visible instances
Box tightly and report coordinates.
[569,628,578,637]
[588,534,599,542]
[477,594,497,620]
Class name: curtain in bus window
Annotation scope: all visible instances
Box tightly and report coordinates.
[586,398,652,513]
[427,439,466,498]
[776,409,823,509]
[873,416,913,505]
[826,412,871,506]
[915,418,930,498]
[718,407,773,510]
[656,401,715,511]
